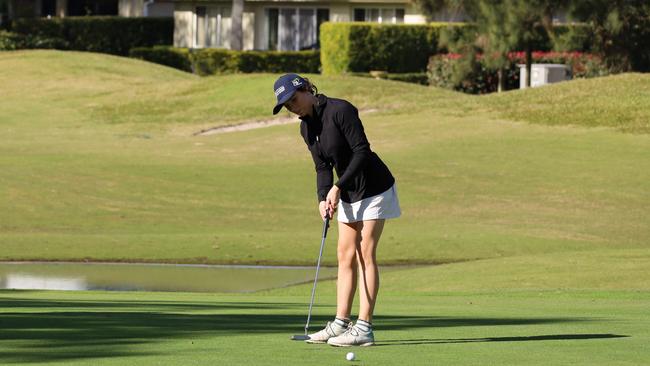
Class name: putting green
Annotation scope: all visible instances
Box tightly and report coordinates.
[0,50,648,364]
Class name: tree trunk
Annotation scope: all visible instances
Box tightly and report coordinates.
[230,0,243,50]
[525,45,532,88]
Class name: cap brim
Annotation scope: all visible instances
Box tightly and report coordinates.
[272,90,296,115]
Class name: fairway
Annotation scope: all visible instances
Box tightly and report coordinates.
[1,284,648,365]
[1,50,649,364]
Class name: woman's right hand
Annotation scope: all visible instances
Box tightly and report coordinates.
[319,201,331,220]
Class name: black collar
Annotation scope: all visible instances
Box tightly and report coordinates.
[300,94,327,122]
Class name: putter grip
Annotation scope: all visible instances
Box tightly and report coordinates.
[323,209,330,238]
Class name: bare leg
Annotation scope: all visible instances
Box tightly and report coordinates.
[356,219,385,322]
[336,221,360,320]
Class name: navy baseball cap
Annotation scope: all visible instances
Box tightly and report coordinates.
[273,73,307,115]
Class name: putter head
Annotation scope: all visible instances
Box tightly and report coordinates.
[291,334,310,341]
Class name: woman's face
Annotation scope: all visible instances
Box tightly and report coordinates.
[284,90,313,117]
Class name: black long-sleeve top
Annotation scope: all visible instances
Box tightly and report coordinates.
[299,94,395,204]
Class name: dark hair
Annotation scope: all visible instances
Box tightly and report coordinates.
[299,77,318,95]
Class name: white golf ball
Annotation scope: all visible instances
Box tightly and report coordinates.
[346,352,355,361]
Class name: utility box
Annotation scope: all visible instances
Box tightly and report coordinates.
[518,64,572,89]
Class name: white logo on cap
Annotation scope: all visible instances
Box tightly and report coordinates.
[292,78,302,87]
[274,85,285,97]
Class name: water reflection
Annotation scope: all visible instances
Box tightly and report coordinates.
[3,274,87,291]
[0,262,339,293]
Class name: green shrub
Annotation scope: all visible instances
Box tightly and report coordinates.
[128,47,320,75]
[0,30,22,50]
[11,17,173,55]
[0,30,69,50]
[232,50,321,73]
[320,22,353,75]
[321,22,598,75]
[129,46,192,72]
[189,49,236,75]
[428,51,609,94]
[189,49,320,75]
[320,22,458,75]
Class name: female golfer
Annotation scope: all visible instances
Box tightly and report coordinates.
[272,74,401,346]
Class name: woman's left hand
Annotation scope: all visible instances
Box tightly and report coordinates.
[325,185,340,217]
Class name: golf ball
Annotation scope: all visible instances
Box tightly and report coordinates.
[346,352,355,361]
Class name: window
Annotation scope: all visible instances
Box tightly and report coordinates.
[352,8,405,24]
[267,7,329,51]
[267,8,279,50]
[195,6,231,48]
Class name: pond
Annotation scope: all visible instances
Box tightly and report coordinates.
[0,262,341,293]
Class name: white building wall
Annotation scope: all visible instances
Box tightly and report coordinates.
[174,1,426,50]
[174,5,194,47]
[119,0,144,17]
[253,6,267,50]
[329,4,350,22]
[404,14,426,24]
[243,9,255,50]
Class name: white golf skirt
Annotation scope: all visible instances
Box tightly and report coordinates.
[337,183,401,223]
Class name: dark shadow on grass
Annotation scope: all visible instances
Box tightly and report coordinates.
[0,296,595,363]
[375,334,629,346]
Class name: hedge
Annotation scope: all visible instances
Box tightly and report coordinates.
[10,16,173,55]
[0,30,70,50]
[129,46,321,75]
[427,51,609,94]
[129,46,193,72]
[320,22,459,75]
[191,49,320,75]
[320,22,601,76]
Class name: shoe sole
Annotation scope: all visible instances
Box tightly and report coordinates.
[305,339,327,344]
[327,342,374,347]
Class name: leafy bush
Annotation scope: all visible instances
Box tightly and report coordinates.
[0,30,22,50]
[128,47,320,75]
[11,17,172,55]
[0,30,69,50]
[320,22,458,74]
[428,51,609,94]
[190,49,320,75]
[319,22,594,75]
[129,46,192,72]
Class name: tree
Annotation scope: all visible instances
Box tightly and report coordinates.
[415,0,561,91]
[567,0,650,72]
[502,0,560,88]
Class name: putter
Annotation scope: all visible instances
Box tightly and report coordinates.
[291,209,331,341]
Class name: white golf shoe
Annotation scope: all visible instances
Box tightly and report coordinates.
[327,323,375,347]
[305,321,350,344]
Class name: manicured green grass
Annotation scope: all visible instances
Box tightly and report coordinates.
[483,73,650,134]
[1,50,649,365]
[1,50,648,265]
[1,253,648,365]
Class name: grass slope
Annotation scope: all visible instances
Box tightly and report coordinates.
[483,73,650,134]
[1,50,649,265]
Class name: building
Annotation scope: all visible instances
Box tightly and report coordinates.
[5,0,173,18]
[172,0,436,50]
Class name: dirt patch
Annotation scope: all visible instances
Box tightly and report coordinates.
[193,108,379,136]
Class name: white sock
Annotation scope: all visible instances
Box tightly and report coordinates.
[334,317,350,328]
[355,319,372,332]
